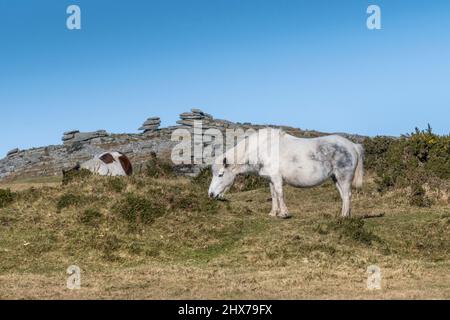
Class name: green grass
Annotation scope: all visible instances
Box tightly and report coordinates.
[0,173,448,298]
[6,175,62,184]
[79,208,103,227]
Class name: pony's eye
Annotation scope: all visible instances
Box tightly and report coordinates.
[218,172,224,177]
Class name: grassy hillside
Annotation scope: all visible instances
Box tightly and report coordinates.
[0,167,449,299]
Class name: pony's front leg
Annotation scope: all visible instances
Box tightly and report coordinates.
[269,182,279,217]
[272,176,291,219]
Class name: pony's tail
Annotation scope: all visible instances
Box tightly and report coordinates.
[352,143,364,189]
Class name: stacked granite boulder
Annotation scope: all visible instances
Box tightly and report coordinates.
[169,109,232,164]
[6,148,20,158]
[139,117,161,133]
[176,109,213,127]
[62,130,109,145]
[62,130,80,143]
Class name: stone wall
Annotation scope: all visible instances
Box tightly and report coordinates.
[0,108,366,181]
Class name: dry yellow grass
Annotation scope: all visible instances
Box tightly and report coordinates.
[0,174,449,299]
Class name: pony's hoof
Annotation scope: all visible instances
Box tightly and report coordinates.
[269,211,278,217]
[278,213,292,219]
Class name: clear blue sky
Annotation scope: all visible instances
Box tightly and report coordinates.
[1,0,450,157]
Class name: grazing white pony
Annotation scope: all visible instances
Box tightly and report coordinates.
[208,129,364,218]
[63,152,133,177]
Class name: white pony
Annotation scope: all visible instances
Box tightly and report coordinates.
[208,129,364,218]
[63,151,133,177]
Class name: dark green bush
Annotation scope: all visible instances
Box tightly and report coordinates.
[231,173,269,192]
[62,168,92,185]
[57,193,86,211]
[409,183,432,207]
[105,177,127,193]
[192,167,268,192]
[0,189,15,208]
[191,167,212,188]
[172,188,218,214]
[329,218,383,246]
[364,125,450,204]
[93,233,122,261]
[79,208,103,226]
[363,136,397,172]
[115,193,166,226]
[145,152,175,178]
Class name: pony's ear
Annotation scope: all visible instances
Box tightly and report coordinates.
[223,157,229,168]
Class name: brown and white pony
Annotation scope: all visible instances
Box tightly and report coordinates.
[63,152,133,177]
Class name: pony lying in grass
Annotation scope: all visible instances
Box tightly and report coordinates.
[208,129,364,218]
[63,152,133,178]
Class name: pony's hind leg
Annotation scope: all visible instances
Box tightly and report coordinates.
[333,179,344,217]
[334,174,352,218]
[340,181,352,217]
[269,182,279,217]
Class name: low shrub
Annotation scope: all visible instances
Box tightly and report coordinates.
[79,208,103,227]
[191,167,212,188]
[57,193,87,211]
[105,177,127,193]
[0,189,15,208]
[16,187,41,203]
[114,193,166,226]
[192,167,268,192]
[172,188,218,214]
[145,152,175,179]
[231,173,269,192]
[93,233,122,261]
[364,125,450,205]
[326,218,383,246]
[62,168,92,185]
[409,183,432,207]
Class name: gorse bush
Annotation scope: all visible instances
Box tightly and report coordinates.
[364,125,450,204]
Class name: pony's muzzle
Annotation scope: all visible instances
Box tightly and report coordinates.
[209,192,223,200]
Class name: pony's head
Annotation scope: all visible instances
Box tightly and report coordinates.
[208,157,237,199]
[62,163,81,179]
